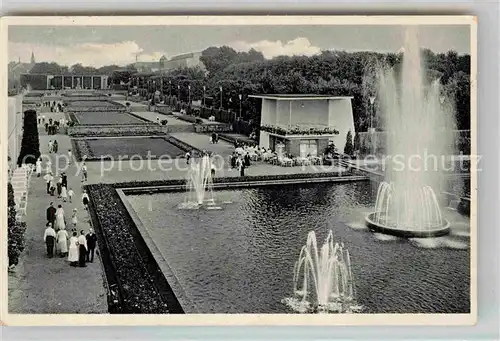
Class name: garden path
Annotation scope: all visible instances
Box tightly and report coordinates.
[8,112,108,314]
[131,111,192,125]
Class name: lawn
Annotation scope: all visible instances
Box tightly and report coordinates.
[85,137,187,159]
[74,112,148,125]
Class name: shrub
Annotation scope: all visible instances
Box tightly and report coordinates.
[324,142,337,155]
[353,132,361,152]
[7,183,27,267]
[195,118,204,124]
[176,114,197,123]
[161,119,168,126]
[17,109,41,166]
[344,130,354,156]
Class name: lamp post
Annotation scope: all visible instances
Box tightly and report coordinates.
[219,86,223,109]
[203,85,206,107]
[177,84,180,100]
[238,94,242,119]
[188,84,191,106]
[169,80,172,97]
[369,96,376,133]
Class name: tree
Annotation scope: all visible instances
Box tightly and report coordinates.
[17,109,40,166]
[353,132,361,152]
[8,182,26,267]
[344,130,354,155]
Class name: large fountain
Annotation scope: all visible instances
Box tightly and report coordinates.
[283,230,361,313]
[179,155,221,210]
[365,26,454,238]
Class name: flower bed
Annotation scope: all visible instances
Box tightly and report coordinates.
[175,114,198,124]
[71,138,95,161]
[85,184,171,313]
[194,124,232,133]
[260,124,339,136]
[69,130,166,138]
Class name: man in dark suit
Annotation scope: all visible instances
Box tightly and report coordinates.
[46,202,56,226]
[86,229,97,263]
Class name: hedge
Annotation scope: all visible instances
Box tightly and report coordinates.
[17,109,41,166]
[8,183,27,267]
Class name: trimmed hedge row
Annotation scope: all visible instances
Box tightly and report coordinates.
[175,114,203,124]
[86,184,169,313]
[218,133,257,146]
[114,170,355,189]
[165,136,201,155]
[69,131,165,138]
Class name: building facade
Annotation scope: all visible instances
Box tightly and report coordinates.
[20,74,110,90]
[250,94,355,157]
[164,52,205,70]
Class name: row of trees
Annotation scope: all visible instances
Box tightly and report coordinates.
[8,182,27,268]
[134,46,471,131]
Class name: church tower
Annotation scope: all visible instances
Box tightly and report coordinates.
[30,51,35,64]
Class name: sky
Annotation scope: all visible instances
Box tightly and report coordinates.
[8,25,471,68]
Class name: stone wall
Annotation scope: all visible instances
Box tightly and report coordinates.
[68,124,170,137]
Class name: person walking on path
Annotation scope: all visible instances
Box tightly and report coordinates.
[43,223,56,258]
[35,158,42,177]
[81,162,88,182]
[48,140,53,154]
[82,191,90,211]
[61,185,68,202]
[185,151,191,165]
[71,208,78,228]
[56,228,69,257]
[61,172,68,188]
[77,230,88,267]
[239,158,246,177]
[56,176,62,198]
[68,231,79,267]
[43,173,54,194]
[67,187,74,203]
[46,202,56,226]
[86,229,97,263]
[53,140,59,154]
[45,160,52,175]
[68,149,72,165]
[55,204,66,231]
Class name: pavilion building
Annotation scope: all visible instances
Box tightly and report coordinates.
[249,94,355,158]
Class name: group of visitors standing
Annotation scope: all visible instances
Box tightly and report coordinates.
[210,132,220,144]
[42,100,63,113]
[43,220,97,267]
[43,118,66,135]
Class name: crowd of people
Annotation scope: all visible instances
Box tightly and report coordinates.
[37,111,96,268]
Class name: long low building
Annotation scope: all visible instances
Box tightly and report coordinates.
[249,94,355,157]
[20,74,110,90]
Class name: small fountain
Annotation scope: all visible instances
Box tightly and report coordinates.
[178,155,221,210]
[283,230,361,313]
[365,26,453,238]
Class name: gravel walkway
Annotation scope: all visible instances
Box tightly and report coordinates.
[8,112,108,314]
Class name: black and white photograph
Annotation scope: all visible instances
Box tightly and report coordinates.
[2,16,476,325]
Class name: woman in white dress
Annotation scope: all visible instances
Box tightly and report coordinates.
[35,158,42,177]
[45,160,52,174]
[67,231,79,266]
[56,228,69,257]
[61,185,68,202]
[55,204,65,230]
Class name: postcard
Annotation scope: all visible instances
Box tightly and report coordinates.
[1,15,477,326]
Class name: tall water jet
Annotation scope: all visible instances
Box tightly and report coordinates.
[283,230,361,313]
[179,154,220,210]
[365,26,455,237]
